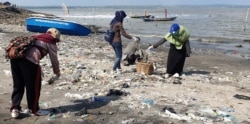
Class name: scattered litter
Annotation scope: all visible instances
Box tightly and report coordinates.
[121,118,135,124]
[233,94,250,100]
[3,69,11,76]
[64,93,83,99]
[141,99,154,108]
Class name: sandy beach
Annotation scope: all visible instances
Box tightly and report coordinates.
[1,6,250,124]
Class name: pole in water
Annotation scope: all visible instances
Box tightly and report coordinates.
[62,3,69,15]
[165,9,167,18]
[244,8,249,32]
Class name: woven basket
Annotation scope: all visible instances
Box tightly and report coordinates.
[136,61,154,75]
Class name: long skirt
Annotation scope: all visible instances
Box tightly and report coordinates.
[166,42,187,76]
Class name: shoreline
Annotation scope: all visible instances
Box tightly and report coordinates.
[1,5,250,60]
[0,24,250,124]
[1,24,249,61]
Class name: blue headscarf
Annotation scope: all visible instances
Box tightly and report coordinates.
[110,10,127,25]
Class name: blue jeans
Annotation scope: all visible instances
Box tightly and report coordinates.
[112,42,122,71]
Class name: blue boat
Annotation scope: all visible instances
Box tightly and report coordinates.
[26,17,91,36]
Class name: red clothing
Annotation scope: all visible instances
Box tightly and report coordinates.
[25,33,60,75]
[10,33,60,114]
[34,33,59,43]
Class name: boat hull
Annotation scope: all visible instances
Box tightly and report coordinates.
[130,15,152,19]
[26,17,91,36]
[143,17,177,22]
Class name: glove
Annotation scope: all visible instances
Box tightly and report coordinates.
[48,74,60,85]
[132,36,139,42]
[147,45,154,51]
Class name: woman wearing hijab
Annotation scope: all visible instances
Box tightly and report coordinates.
[148,23,191,78]
[109,10,139,72]
[10,28,61,118]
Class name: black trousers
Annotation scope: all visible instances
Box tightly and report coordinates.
[10,58,41,114]
[167,42,187,76]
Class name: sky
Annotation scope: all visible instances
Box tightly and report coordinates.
[4,0,250,6]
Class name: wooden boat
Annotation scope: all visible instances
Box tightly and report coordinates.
[130,15,152,19]
[26,17,91,36]
[143,16,177,22]
[129,10,153,19]
[143,9,177,22]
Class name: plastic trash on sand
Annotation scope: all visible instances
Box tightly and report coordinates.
[37,109,50,116]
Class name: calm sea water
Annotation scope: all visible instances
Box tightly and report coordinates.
[25,5,250,57]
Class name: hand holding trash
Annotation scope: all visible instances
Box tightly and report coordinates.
[132,36,140,42]
[147,45,154,51]
[48,74,60,85]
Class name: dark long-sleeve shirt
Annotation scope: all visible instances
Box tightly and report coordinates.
[152,38,167,48]
[112,22,132,43]
[25,40,60,76]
